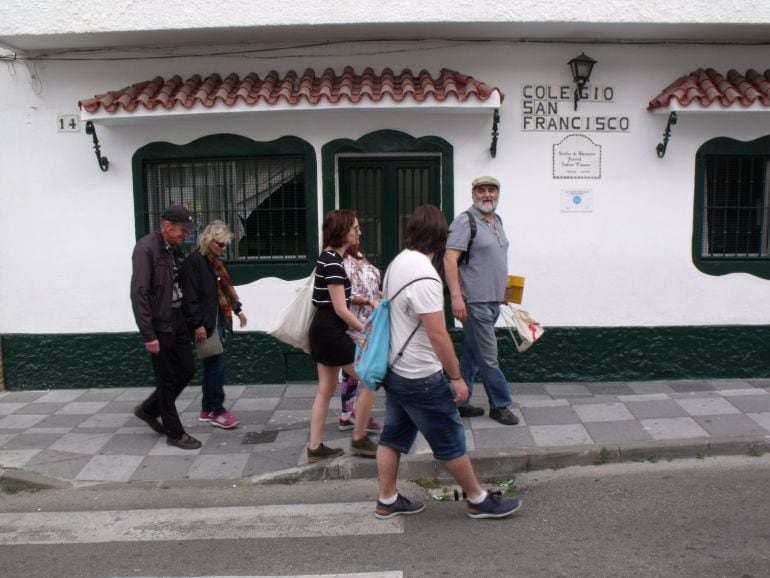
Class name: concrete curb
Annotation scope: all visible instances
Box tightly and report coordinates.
[0,468,72,491]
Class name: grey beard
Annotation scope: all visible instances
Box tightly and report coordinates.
[473,199,498,214]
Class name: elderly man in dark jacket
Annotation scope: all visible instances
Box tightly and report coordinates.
[130,205,202,450]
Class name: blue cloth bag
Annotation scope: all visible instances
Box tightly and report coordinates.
[354,276,437,390]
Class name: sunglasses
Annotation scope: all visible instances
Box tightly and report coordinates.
[214,241,228,249]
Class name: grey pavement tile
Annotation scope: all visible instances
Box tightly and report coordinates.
[510,383,549,396]
[177,387,200,399]
[26,427,72,435]
[50,432,113,455]
[174,398,196,413]
[34,413,92,428]
[76,455,144,482]
[239,384,287,398]
[223,385,247,399]
[529,424,593,446]
[627,381,676,395]
[747,378,770,388]
[473,426,535,449]
[693,414,770,437]
[199,431,254,454]
[705,379,757,391]
[513,395,552,405]
[520,405,581,426]
[0,414,47,430]
[77,413,132,429]
[268,409,312,428]
[747,412,770,431]
[231,397,281,412]
[56,401,110,415]
[130,455,195,481]
[35,390,85,403]
[24,449,91,479]
[100,433,161,455]
[101,400,144,414]
[77,389,126,401]
[518,398,570,408]
[115,388,155,401]
[0,391,48,402]
[569,395,621,406]
[0,434,16,447]
[283,384,317,398]
[640,417,710,440]
[667,380,715,393]
[14,402,66,415]
[0,433,61,451]
[573,402,635,423]
[243,448,305,475]
[585,382,636,396]
[0,403,28,416]
[719,389,770,397]
[618,393,671,402]
[583,421,654,444]
[625,400,689,420]
[187,453,250,479]
[0,449,40,468]
[719,394,770,413]
[544,383,592,397]
[675,397,740,416]
[275,397,314,410]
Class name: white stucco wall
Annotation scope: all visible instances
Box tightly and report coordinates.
[1,40,769,335]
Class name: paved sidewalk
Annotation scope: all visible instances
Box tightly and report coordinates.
[1,379,770,488]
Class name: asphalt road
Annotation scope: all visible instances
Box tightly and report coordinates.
[1,455,769,577]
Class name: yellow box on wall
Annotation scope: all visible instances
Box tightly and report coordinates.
[505,275,525,304]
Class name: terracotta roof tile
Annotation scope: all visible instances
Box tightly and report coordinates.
[79,67,503,114]
[648,68,770,111]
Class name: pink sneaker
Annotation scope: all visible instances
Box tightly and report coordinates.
[341,412,381,434]
[199,410,214,422]
[211,411,240,429]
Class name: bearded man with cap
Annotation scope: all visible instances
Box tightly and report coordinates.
[130,205,203,449]
[443,176,519,426]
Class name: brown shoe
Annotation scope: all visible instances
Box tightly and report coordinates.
[167,433,202,450]
[134,405,164,434]
[351,434,378,457]
[307,443,344,463]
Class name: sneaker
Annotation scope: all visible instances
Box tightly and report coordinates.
[351,434,378,457]
[375,494,426,519]
[211,411,239,429]
[134,405,164,434]
[167,433,202,450]
[338,414,355,431]
[458,405,485,418]
[198,410,214,422]
[307,443,344,463]
[489,407,519,426]
[467,493,523,519]
[339,412,381,434]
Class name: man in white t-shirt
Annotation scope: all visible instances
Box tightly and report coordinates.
[374,205,523,520]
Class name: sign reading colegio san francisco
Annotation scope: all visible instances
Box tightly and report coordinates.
[521,84,630,132]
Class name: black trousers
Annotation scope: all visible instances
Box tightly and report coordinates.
[141,308,195,439]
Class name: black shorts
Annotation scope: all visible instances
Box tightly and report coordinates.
[308,307,355,366]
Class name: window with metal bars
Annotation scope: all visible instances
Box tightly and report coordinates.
[694,136,770,279]
[144,156,306,262]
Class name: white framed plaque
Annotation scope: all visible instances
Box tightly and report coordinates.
[553,134,601,179]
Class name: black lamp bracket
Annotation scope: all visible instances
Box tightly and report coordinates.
[85,121,110,172]
[656,112,677,159]
[490,108,500,158]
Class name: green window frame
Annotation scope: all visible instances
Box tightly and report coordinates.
[132,134,317,284]
[693,135,770,279]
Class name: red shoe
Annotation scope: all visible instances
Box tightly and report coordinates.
[210,411,240,429]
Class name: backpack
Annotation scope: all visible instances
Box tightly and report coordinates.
[354,275,439,390]
[431,209,477,293]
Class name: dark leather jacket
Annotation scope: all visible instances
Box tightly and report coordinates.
[130,231,181,341]
[181,249,223,337]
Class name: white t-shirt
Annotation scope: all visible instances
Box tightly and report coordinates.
[384,249,444,379]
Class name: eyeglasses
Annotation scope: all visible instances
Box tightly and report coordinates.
[214,241,228,248]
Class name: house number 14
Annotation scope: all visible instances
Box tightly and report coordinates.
[57,115,79,132]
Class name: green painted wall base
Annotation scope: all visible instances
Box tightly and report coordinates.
[2,326,770,390]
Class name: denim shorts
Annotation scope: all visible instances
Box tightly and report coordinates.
[379,370,466,461]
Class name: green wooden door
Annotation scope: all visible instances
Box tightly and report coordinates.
[338,157,441,269]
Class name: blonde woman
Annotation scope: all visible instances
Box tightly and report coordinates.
[181,220,247,429]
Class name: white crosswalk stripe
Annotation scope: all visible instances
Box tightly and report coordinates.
[0,502,402,545]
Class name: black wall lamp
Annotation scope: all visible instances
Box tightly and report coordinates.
[568,53,597,111]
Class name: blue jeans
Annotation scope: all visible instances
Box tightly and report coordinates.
[379,370,466,461]
[459,302,512,410]
[201,317,226,415]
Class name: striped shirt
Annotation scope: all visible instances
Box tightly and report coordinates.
[312,250,352,308]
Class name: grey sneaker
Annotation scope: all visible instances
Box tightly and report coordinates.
[489,406,519,426]
[351,434,378,457]
[307,443,344,463]
[468,493,523,519]
[375,494,426,519]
